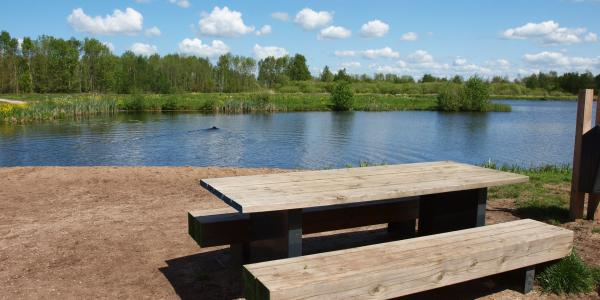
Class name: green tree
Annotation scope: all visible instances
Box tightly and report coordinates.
[287,54,311,81]
[334,68,352,81]
[320,66,334,82]
[437,83,464,111]
[463,76,490,111]
[330,81,354,111]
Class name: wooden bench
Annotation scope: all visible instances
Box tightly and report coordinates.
[188,197,419,248]
[242,219,573,300]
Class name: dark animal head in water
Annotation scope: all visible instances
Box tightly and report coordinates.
[208,126,219,130]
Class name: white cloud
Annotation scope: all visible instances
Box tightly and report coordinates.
[294,8,332,30]
[400,32,418,41]
[318,26,351,39]
[523,51,600,69]
[361,47,400,59]
[502,20,597,44]
[334,50,356,57]
[199,6,254,37]
[359,20,389,38]
[485,59,511,70]
[453,57,468,66]
[253,44,288,59]
[169,0,190,8]
[67,7,143,35]
[178,38,229,58]
[340,61,361,68]
[584,32,598,42]
[130,43,157,56]
[144,26,161,37]
[271,12,289,22]
[408,50,434,63]
[256,25,272,36]
[103,41,115,52]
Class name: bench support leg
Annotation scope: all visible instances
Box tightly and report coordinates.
[522,266,535,294]
[419,188,487,236]
[230,242,250,267]
[388,219,416,239]
[248,209,303,262]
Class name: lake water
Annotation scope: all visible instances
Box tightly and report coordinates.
[0,100,583,168]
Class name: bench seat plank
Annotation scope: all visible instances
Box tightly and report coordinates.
[243,219,573,300]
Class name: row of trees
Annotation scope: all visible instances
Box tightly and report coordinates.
[1,30,600,95]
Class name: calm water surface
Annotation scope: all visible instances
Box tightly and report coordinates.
[0,100,583,168]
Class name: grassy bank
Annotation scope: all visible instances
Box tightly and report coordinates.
[490,94,576,101]
[0,92,512,122]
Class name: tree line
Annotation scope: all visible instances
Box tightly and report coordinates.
[1,30,599,95]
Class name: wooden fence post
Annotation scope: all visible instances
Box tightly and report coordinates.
[587,93,600,220]
[570,89,594,220]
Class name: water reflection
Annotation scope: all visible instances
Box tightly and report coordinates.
[0,100,579,168]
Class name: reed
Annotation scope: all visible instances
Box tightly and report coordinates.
[0,92,512,122]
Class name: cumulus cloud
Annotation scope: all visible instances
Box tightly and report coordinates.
[359,20,389,38]
[340,61,361,68]
[178,38,229,58]
[103,41,115,52]
[502,20,597,44]
[169,0,190,8]
[199,6,254,37]
[523,51,600,69]
[334,50,356,57]
[130,43,157,56]
[408,50,434,63]
[271,12,289,21]
[361,47,400,59]
[67,7,143,35]
[318,26,351,39]
[400,32,418,41]
[144,26,161,37]
[256,25,272,36]
[485,59,511,70]
[584,32,598,42]
[294,8,332,30]
[253,44,288,59]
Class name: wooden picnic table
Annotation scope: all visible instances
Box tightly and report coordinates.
[200,161,528,260]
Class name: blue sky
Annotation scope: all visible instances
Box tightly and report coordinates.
[1,0,599,78]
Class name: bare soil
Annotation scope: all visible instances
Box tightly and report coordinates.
[0,167,598,299]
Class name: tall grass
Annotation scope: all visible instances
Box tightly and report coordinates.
[1,92,513,122]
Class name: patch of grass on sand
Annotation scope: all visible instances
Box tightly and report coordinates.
[485,163,572,224]
[538,251,600,295]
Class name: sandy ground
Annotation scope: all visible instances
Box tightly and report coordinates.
[0,167,598,300]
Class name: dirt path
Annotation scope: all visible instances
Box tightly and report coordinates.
[0,98,26,105]
[0,167,598,299]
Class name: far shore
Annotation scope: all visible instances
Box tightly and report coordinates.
[1,166,598,299]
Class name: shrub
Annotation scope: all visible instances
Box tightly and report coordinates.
[121,94,145,111]
[463,76,490,111]
[330,81,354,111]
[437,84,464,111]
[538,251,599,294]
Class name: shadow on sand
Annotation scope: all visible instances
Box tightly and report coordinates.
[160,228,533,300]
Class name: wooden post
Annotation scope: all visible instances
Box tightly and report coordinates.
[570,89,594,220]
[587,93,600,220]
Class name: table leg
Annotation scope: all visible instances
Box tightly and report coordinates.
[248,209,303,261]
[419,188,487,235]
[388,219,417,239]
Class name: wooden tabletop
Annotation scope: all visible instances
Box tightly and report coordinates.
[200,161,529,213]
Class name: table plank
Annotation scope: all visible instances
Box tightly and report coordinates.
[201,161,528,213]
